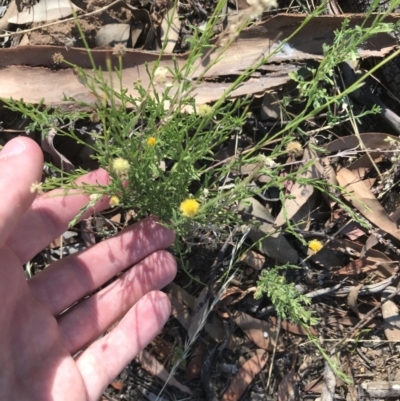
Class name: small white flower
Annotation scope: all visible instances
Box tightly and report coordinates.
[263,157,277,168]
[154,66,169,85]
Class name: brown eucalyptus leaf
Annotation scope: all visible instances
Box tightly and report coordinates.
[347,283,363,319]
[275,147,322,227]
[360,233,380,258]
[336,258,378,276]
[165,282,196,309]
[270,316,318,336]
[278,368,299,401]
[325,133,398,153]
[221,350,268,401]
[238,197,298,264]
[168,294,191,330]
[336,168,400,241]
[234,311,283,351]
[185,341,207,381]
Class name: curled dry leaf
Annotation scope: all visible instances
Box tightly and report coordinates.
[275,147,323,227]
[221,349,268,401]
[41,128,75,172]
[347,283,364,319]
[336,168,400,241]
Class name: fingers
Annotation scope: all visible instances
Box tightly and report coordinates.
[0,137,43,248]
[58,250,176,355]
[6,168,111,264]
[28,216,176,316]
[76,291,171,401]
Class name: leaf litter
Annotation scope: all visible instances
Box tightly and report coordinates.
[2,0,400,400]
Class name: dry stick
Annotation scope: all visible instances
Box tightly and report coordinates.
[0,0,121,39]
[265,316,281,392]
[330,286,400,355]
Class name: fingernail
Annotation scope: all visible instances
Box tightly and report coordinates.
[0,139,26,160]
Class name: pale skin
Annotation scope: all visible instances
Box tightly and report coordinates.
[0,137,177,401]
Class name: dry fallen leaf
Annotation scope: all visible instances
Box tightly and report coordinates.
[185,341,208,381]
[168,294,191,330]
[347,283,364,319]
[270,316,318,336]
[42,128,75,172]
[234,311,283,351]
[335,258,379,276]
[275,147,323,227]
[336,168,400,241]
[160,2,180,53]
[8,0,82,24]
[136,350,192,395]
[361,381,400,398]
[165,282,196,309]
[240,250,265,270]
[321,361,336,401]
[278,368,299,401]
[325,132,398,153]
[221,349,268,401]
[238,197,298,264]
[381,286,400,342]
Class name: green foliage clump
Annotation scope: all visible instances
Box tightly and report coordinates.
[254,265,317,327]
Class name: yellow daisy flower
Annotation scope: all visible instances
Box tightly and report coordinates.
[308,239,323,253]
[180,198,200,218]
[147,137,156,146]
[109,196,120,208]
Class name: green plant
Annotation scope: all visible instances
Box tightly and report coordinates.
[254,264,317,326]
[2,3,400,389]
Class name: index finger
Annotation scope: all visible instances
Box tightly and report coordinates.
[6,168,112,264]
[0,137,43,249]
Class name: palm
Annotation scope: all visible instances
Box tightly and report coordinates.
[0,138,176,401]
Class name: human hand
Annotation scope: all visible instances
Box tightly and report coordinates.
[1,137,177,401]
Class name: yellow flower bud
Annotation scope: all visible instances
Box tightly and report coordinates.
[179,198,200,218]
